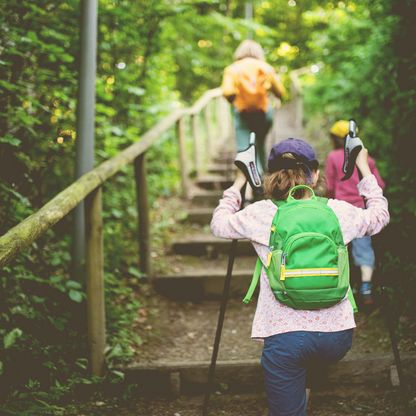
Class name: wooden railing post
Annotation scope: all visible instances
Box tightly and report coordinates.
[134,153,151,277]
[85,186,106,377]
[220,97,231,141]
[204,104,213,162]
[176,116,191,199]
[191,113,203,177]
[215,97,223,147]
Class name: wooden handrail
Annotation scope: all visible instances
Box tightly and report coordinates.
[0,108,185,267]
[0,86,230,376]
[187,88,222,115]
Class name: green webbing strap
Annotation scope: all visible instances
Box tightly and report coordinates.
[348,286,358,313]
[243,258,263,304]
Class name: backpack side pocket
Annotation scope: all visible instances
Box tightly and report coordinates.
[266,249,284,292]
[337,246,350,290]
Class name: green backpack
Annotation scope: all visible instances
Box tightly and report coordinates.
[243,185,357,312]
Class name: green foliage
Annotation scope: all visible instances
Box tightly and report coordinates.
[303,0,416,316]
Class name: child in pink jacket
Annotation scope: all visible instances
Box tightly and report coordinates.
[326,120,385,304]
[211,137,389,416]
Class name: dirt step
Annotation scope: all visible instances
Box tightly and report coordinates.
[121,295,416,397]
[122,297,261,395]
[196,175,233,191]
[183,207,214,225]
[190,189,223,207]
[170,235,255,256]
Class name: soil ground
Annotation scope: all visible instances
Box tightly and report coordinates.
[55,385,413,416]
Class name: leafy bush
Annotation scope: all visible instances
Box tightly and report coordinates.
[303,0,416,317]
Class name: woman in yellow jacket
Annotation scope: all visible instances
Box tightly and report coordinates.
[222,40,286,174]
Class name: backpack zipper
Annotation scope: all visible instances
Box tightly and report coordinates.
[280,232,338,281]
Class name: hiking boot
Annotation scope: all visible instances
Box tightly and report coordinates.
[360,282,374,306]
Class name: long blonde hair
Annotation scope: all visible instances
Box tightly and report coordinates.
[234,40,265,61]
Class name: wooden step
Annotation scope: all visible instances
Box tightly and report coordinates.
[212,154,235,165]
[183,207,213,225]
[153,269,254,300]
[171,235,255,256]
[122,353,416,396]
[207,163,236,176]
[190,189,222,206]
[196,174,233,191]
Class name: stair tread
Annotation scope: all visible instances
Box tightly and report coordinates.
[154,255,256,276]
[173,234,249,243]
[186,207,214,214]
[197,174,232,181]
[126,351,413,370]
[170,235,254,256]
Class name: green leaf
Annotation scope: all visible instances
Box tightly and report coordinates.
[66,280,82,290]
[127,86,145,96]
[69,290,83,303]
[128,266,143,279]
[75,358,88,370]
[4,328,23,349]
[111,208,123,218]
[111,370,125,380]
[0,134,21,147]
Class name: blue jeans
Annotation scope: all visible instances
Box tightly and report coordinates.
[261,329,353,416]
[351,236,375,268]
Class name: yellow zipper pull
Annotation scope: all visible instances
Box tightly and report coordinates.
[280,253,286,281]
[267,251,272,268]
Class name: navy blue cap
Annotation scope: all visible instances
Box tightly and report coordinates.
[267,138,319,173]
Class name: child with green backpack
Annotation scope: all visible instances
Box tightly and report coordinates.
[210,138,389,415]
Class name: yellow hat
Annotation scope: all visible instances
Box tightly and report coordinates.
[330,120,349,138]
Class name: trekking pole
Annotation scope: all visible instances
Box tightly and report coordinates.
[380,284,409,408]
[202,133,262,416]
[201,184,246,416]
[342,119,408,408]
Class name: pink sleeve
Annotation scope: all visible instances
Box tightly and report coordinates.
[210,186,273,246]
[325,154,337,198]
[329,174,389,244]
[369,158,385,189]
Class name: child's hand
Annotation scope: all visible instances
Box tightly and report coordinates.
[356,146,372,178]
[233,169,247,190]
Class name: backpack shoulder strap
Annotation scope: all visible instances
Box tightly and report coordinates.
[243,257,263,304]
[243,200,282,304]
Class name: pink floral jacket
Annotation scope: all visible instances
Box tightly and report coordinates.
[210,175,389,339]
